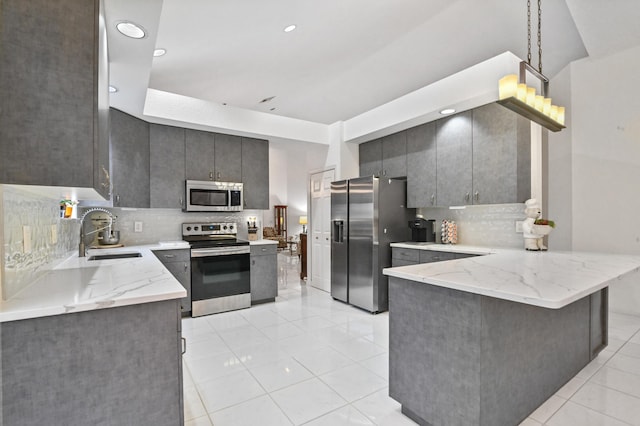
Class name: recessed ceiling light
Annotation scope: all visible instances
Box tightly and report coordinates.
[259,96,276,104]
[440,108,456,115]
[153,48,166,57]
[116,21,146,39]
[108,85,118,93]
[283,24,296,33]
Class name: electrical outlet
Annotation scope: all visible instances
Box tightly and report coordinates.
[134,221,143,233]
[23,226,32,253]
[51,225,58,244]
[515,220,524,233]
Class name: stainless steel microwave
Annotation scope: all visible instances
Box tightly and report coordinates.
[184,180,243,212]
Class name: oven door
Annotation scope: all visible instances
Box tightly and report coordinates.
[191,246,251,316]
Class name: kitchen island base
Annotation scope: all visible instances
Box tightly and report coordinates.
[389,277,607,426]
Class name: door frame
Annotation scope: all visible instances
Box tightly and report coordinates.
[307,166,335,289]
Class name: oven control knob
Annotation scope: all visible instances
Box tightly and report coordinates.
[186,226,192,231]
[229,225,234,230]
[194,226,199,231]
[223,225,228,230]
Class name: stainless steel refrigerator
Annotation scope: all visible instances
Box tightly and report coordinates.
[330,176,414,313]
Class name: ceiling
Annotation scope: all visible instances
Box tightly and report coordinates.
[105,0,640,129]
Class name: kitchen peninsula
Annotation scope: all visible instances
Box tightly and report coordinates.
[383,244,640,426]
[0,246,187,426]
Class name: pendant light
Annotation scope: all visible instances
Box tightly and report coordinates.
[497,0,566,132]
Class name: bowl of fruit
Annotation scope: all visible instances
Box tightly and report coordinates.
[532,219,555,236]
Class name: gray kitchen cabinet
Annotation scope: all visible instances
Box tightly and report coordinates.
[0,0,110,199]
[185,129,216,181]
[154,249,191,314]
[391,247,420,267]
[382,132,407,178]
[419,250,457,263]
[150,124,186,209]
[110,108,150,208]
[242,137,270,209]
[1,300,184,426]
[359,139,383,177]
[436,111,473,206]
[406,122,437,208]
[472,103,531,204]
[250,244,278,303]
[214,133,243,182]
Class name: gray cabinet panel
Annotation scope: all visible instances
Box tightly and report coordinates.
[214,133,242,182]
[419,251,456,263]
[472,103,530,204]
[185,129,216,181]
[391,248,420,264]
[241,137,270,209]
[150,124,186,208]
[382,132,407,178]
[250,248,277,303]
[359,139,382,177]
[406,122,437,208]
[436,111,473,206]
[1,301,183,426]
[154,249,191,313]
[110,108,150,208]
[0,0,109,197]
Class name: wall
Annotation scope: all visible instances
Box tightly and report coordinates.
[1,186,80,300]
[548,44,640,314]
[418,204,526,249]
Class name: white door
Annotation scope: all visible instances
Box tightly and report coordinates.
[309,169,334,292]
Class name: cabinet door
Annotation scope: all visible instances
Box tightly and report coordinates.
[185,129,215,181]
[472,103,530,204]
[150,124,186,208]
[110,109,150,208]
[419,251,456,263]
[0,0,108,196]
[407,122,437,208]
[381,132,407,178]
[241,137,269,209]
[359,139,382,177]
[436,111,473,206]
[165,261,191,313]
[391,248,419,265]
[250,253,277,303]
[214,133,242,182]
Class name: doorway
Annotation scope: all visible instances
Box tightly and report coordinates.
[308,168,334,292]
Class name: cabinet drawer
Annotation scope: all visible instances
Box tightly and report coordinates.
[392,248,419,263]
[419,251,456,263]
[251,244,278,256]
[392,258,418,267]
[153,249,190,263]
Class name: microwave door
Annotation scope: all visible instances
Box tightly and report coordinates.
[190,189,228,208]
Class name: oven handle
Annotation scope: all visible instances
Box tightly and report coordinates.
[191,246,250,257]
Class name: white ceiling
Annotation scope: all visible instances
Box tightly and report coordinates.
[105,0,640,130]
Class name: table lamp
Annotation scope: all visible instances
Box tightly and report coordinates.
[299,215,307,234]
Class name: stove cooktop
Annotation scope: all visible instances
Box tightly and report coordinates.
[182,222,249,248]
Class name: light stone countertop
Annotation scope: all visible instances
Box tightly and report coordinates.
[385,243,640,309]
[0,244,188,323]
[249,239,278,246]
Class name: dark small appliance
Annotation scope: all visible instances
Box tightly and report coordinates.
[408,218,436,242]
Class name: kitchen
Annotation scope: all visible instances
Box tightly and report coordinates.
[2,0,640,425]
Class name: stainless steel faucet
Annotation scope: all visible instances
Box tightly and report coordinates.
[78,208,116,257]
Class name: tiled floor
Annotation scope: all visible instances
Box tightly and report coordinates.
[182,252,640,425]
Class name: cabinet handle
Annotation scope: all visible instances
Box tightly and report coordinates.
[465,192,470,202]
[261,248,267,252]
[431,194,435,205]
[116,194,120,205]
[252,260,255,265]
[209,171,213,180]
[164,254,175,259]
[181,337,187,355]
[184,263,188,272]
[474,191,479,202]
[217,171,221,180]
[179,197,183,207]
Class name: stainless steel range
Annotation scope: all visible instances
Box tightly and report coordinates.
[183,222,250,317]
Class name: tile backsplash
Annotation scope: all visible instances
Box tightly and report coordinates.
[1,186,80,300]
[417,203,527,249]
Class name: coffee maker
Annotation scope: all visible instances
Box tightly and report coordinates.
[408,218,436,242]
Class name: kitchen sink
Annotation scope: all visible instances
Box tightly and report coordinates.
[88,252,142,261]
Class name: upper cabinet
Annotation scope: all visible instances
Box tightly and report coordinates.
[110,109,150,208]
[406,122,437,208]
[241,137,269,210]
[150,124,186,209]
[359,139,382,177]
[472,103,530,204]
[436,111,474,207]
[358,133,407,178]
[185,130,242,182]
[0,0,110,198]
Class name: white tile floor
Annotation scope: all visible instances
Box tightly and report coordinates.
[182,252,640,426]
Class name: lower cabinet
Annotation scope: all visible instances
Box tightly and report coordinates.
[392,247,478,267]
[154,249,191,314]
[0,300,184,426]
[250,244,278,303]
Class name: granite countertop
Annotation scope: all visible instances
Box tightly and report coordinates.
[0,243,189,323]
[385,243,640,309]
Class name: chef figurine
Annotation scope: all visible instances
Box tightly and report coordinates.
[522,198,546,251]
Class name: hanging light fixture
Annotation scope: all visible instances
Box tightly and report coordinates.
[497,0,565,131]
